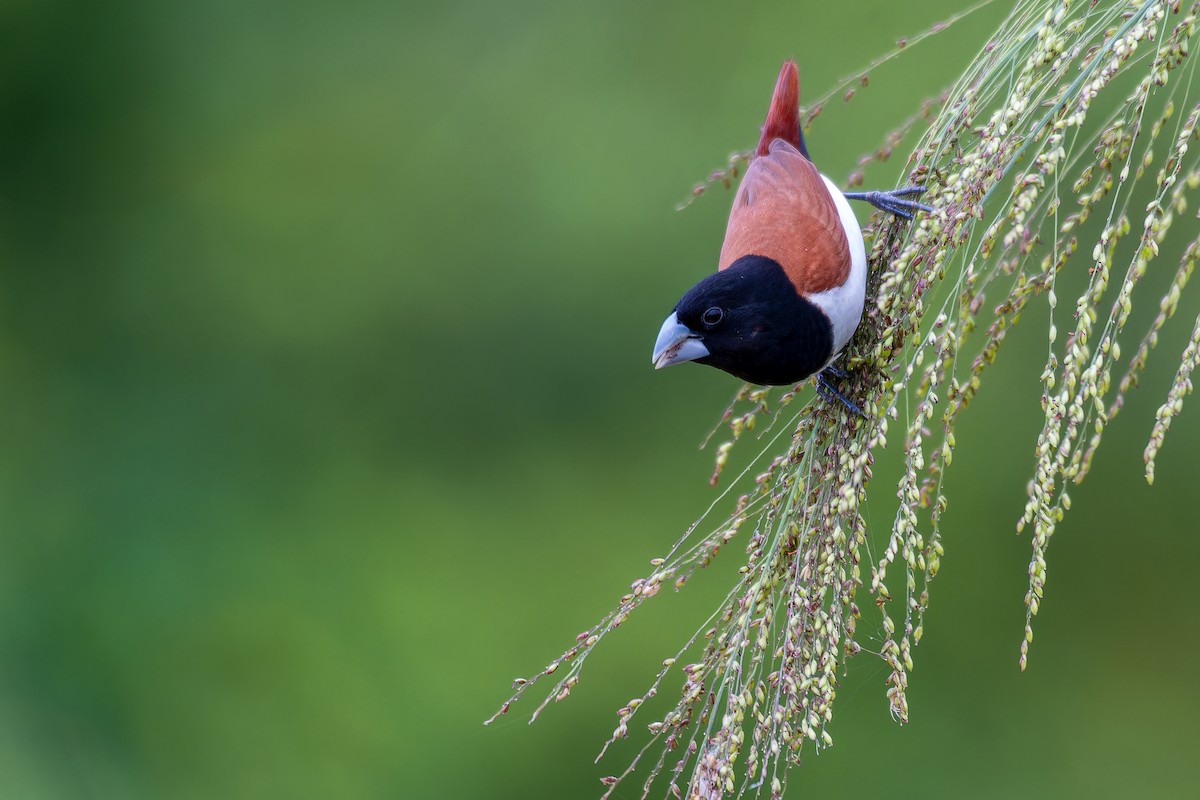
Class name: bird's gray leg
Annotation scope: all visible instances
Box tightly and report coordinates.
[815,368,865,418]
[843,186,932,220]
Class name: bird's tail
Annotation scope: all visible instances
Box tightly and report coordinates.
[756,60,809,159]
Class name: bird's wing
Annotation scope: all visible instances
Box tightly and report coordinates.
[718,139,850,296]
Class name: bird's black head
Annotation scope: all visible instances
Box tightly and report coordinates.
[651,255,833,386]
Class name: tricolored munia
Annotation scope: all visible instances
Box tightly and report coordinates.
[651,60,930,414]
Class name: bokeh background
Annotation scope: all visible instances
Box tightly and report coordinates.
[2,1,1198,798]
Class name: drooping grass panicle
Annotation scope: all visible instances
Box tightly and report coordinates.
[489,2,1200,798]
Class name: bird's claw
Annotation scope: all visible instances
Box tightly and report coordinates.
[844,186,933,220]
[815,368,865,418]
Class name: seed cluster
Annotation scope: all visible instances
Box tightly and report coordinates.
[488,2,1200,797]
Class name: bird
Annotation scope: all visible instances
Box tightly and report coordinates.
[650,60,929,413]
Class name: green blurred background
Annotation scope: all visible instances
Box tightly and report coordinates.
[1,1,1197,798]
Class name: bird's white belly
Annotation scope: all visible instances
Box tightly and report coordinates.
[808,174,868,358]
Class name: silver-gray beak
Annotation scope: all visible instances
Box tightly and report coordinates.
[652,312,710,369]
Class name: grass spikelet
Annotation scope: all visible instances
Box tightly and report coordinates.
[490,1,1200,796]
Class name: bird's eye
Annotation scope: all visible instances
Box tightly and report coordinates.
[701,307,725,327]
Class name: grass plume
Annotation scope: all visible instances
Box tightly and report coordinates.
[489,1,1200,797]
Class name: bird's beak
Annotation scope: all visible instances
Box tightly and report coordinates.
[652,312,710,369]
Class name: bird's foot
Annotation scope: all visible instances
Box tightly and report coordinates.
[821,364,849,379]
[843,186,932,220]
[815,368,865,418]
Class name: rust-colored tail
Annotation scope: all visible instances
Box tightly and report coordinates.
[755,60,808,159]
